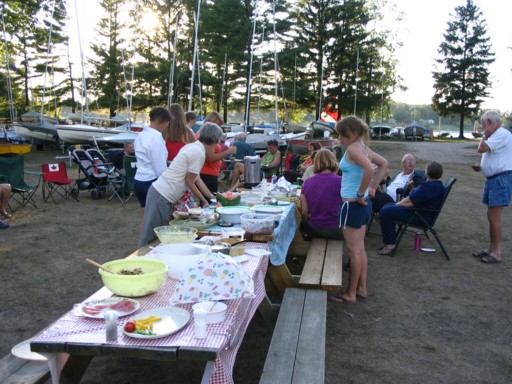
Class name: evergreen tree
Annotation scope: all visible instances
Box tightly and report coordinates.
[432,0,494,138]
[89,0,128,117]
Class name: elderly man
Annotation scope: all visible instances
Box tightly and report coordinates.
[472,110,512,264]
[371,153,425,211]
[138,123,223,247]
[232,132,255,159]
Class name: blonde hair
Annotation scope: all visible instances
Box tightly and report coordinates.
[335,116,370,147]
[205,111,224,126]
[313,148,339,174]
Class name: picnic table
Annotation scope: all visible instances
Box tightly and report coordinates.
[29,242,271,384]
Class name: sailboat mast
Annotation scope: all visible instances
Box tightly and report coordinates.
[168,14,179,106]
[41,0,56,118]
[272,0,278,127]
[244,18,256,132]
[1,7,15,124]
[188,0,201,112]
[354,49,359,115]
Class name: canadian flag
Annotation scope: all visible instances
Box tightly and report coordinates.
[49,163,60,172]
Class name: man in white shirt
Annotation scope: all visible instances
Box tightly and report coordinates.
[473,110,512,264]
[138,123,223,247]
[134,107,170,209]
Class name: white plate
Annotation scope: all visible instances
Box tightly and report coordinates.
[245,248,272,257]
[123,307,190,339]
[421,247,436,253]
[253,205,284,214]
[11,338,47,361]
[277,200,291,206]
[78,298,140,319]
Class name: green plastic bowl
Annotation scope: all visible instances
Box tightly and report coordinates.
[99,258,168,297]
[154,225,198,244]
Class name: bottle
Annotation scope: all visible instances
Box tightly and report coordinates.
[271,174,277,184]
[104,310,118,342]
[414,232,422,252]
[194,308,207,339]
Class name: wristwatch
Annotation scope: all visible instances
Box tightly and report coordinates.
[356,192,365,198]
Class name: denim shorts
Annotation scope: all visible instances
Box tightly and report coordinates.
[483,173,512,207]
[340,200,372,229]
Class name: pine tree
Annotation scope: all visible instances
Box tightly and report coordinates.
[432,0,495,139]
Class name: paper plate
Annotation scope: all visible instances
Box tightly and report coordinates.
[245,248,272,257]
[421,247,436,253]
[11,339,47,361]
[123,307,190,339]
[78,298,140,319]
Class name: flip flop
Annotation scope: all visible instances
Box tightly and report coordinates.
[472,250,489,258]
[329,295,355,304]
[481,254,500,264]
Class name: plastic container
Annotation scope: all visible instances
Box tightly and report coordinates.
[414,232,422,252]
[104,310,118,341]
[192,301,228,324]
[153,226,198,244]
[240,213,275,235]
[193,308,208,338]
[216,206,252,224]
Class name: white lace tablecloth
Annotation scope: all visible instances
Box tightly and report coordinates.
[31,243,270,384]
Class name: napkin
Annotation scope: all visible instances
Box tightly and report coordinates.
[170,252,255,304]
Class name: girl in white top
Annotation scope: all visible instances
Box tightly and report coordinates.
[133,107,170,209]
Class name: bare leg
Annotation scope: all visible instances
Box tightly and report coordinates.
[228,163,244,191]
[332,225,367,303]
[0,184,12,218]
[487,206,504,260]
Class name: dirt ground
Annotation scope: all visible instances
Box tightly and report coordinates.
[2,139,512,383]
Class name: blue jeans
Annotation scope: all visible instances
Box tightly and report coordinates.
[379,203,435,245]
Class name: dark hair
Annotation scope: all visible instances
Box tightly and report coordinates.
[310,142,321,151]
[426,161,443,180]
[185,111,197,122]
[267,139,278,147]
[198,122,223,145]
[149,106,171,123]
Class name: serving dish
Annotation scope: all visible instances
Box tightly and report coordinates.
[216,206,252,224]
[78,297,140,318]
[123,307,190,339]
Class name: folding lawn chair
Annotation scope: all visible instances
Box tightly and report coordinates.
[41,162,79,203]
[0,156,41,212]
[393,176,457,261]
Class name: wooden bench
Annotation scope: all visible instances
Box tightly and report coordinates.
[260,288,326,384]
[298,238,343,291]
[0,353,49,384]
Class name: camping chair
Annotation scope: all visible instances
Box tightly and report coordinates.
[121,154,137,203]
[41,162,79,203]
[0,156,41,212]
[367,169,427,234]
[392,176,456,261]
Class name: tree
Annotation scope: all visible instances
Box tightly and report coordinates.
[432,0,495,139]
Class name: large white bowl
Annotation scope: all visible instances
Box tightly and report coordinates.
[153,243,208,280]
[216,206,252,224]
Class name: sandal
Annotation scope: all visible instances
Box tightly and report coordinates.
[0,210,11,219]
[377,245,396,256]
[472,250,489,258]
[481,254,500,264]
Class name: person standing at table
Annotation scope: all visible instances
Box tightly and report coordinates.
[331,116,388,304]
[195,112,236,194]
[472,110,512,264]
[133,107,170,210]
[165,103,196,163]
[138,123,223,247]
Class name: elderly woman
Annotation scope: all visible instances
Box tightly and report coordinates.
[377,161,445,256]
[138,123,224,247]
[300,149,342,240]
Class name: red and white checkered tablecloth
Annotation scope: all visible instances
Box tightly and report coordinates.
[32,242,270,384]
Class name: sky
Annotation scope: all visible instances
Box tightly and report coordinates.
[68,0,512,113]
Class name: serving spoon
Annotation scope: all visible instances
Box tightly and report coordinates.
[85,258,117,274]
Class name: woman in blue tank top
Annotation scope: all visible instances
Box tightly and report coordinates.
[331,116,388,304]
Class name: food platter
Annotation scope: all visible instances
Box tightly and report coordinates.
[123,307,191,339]
[171,219,220,230]
[11,338,48,361]
[78,297,140,319]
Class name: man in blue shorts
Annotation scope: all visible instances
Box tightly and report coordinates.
[472,110,512,264]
